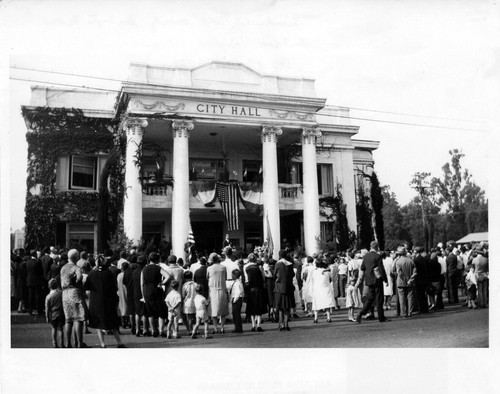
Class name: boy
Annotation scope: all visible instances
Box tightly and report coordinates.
[165,280,182,339]
[230,269,244,333]
[45,278,65,348]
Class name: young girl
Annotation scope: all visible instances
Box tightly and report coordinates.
[45,278,65,347]
[182,270,197,335]
[345,278,362,322]
[192,284,211,339]
[165,280,182,339]
[465,265,477,309]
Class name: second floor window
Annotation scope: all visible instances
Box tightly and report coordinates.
[70,156,97,190]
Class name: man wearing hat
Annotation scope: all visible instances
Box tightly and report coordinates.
[354,241,390,324]
[393,246,417,318]
[472,247,488,308]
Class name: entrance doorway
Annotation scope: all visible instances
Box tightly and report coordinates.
[280,213,303,251]
[191,221,224,255]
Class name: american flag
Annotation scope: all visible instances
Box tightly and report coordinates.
[216,182,239,231]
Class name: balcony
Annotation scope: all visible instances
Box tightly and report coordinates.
[142,180,304,210]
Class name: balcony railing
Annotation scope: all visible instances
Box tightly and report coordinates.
[279,183,303,199]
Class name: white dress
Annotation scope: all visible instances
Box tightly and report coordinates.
[302,264,315,304]
[292,268,301,307]
[382,257,394,296]
[311,269,335,311]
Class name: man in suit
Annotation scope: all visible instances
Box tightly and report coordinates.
[413,246,430,314]
[354,241,390,323]
[446,247,459,304]
[40,246,53,299]
[25,249,44,316]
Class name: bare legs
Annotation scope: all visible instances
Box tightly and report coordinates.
[97,329,124,348]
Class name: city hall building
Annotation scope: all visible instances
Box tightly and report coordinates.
[22,61,378,258]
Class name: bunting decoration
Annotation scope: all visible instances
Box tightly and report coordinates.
[191,180,217,206]
[238,182,263,216]
[216,181,240,231]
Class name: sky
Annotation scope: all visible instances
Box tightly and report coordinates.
[2,0,499,233]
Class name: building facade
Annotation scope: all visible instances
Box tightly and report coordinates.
[22,61,378,258]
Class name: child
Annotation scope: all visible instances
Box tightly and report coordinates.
[165,280,182,339]
[45,278,65,348]
[230,269,244,333]
[192,284,211,339]
[465,265,477,309]
[345,278,362,322]
[182,270,197,335]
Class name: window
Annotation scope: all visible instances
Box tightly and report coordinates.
[320,221,335,243]
[317,164,333,195]
[67,223,96,252]
[70,156,97,190]
[190,158,224,180]
[242,160,262,182]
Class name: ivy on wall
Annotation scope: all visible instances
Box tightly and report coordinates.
[319,185,356,252]
[22,107,123,249]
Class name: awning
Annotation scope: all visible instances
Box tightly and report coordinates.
[455,232,488,244]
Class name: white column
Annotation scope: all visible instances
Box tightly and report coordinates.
[123,118,148,246]
[171,120,194,259]
[302,127,322,256]
[261,125,282,259]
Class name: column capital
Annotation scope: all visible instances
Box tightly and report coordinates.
[261,125,283,143]
[172,120,194,138]
[302,127,322,145]
[122,117,148,137]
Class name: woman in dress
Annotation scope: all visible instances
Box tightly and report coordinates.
[206,252,228,334]
[60,249,87,348]
[132,254,148,336]
[263,257,276,322]
[117,262,129,328]
[311,258,335,323]
[84,255,125,348]
[274,250,295,331]
[301,256,315,317]
[382,251,394,309]
[244,253,267,332]
[329,256,340,309]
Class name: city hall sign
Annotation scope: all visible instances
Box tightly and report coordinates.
[130,98,315,122]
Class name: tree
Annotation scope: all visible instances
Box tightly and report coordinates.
[381,186,409,250]
[430,149,488,240]
[369,171,385,250]
[356,179,373,249]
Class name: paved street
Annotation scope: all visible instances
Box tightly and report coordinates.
[11,298,488,348]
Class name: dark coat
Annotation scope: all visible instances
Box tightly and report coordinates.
[361,251,386,286]
[273,260,294,296]
[40,254,53,282]
[414,254,430,286]
[25,257,44,287]
[123,263,137,315]
[446,253,458,274]
[84,267,120,330]
[193,265,209,299]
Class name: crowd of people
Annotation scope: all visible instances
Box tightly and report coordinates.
[10,238,489,348]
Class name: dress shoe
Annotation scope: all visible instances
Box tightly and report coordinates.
[256,327,264,332]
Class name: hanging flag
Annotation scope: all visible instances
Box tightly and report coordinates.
[216,181,239,231]
[266,211,274,259]
[188,225,195,244]
[243,166,248,177]
[259,164,263,174]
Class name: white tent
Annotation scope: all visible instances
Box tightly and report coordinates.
[456,232,488,245]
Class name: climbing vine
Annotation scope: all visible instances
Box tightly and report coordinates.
[319,185,356,252]
[23,107,123,249]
